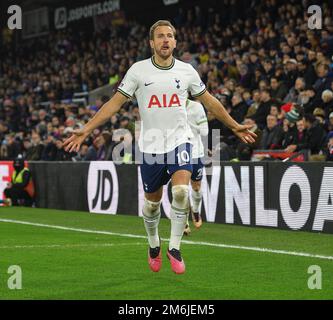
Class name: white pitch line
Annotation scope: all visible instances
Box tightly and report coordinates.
[0,242,144,250]
[0,218,333,261]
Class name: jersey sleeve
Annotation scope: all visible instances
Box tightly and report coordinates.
[195,103,209,136]
[117,64,138,99]
[188,65,206,98]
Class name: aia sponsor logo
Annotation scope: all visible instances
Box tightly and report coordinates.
[148,94,181,108]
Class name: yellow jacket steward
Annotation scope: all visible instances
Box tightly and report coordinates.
[12,167,35,198]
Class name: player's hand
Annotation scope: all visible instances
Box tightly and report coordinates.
[285,144,297,153]
[232,125,257,144]
[63,129,89,153]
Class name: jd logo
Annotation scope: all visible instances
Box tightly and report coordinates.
[92,170,113,210]
[87,162,119,214]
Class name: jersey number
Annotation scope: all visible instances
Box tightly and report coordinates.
[177,150,190,165]
[197,168,203,179]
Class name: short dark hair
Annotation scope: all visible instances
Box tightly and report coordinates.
[261,89,271,95]
[293,103,305,118]
[271,104,281,111]
[244,116,256,122]
[304,113,316,124]
[317,63,329,71]
[149,20,176,40]
[237,143,253,161]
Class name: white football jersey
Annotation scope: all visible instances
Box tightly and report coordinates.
[186,100,208,159]
[117,56,206,154]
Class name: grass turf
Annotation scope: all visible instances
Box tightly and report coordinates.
[0,207,332,300]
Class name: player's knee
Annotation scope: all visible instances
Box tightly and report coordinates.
[143,198,161,217]
[172,185,189,207]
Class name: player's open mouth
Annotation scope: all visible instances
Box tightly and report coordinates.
[162,46,169,50]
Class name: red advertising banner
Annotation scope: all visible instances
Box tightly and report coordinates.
[0,161,14,201]
[0,161,29,201]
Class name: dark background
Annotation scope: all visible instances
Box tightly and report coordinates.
[2,0,330,31]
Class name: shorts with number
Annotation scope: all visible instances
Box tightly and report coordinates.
[191,157,204,181]
[140,143,193,193]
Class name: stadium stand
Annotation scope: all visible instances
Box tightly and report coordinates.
[1,0,333,161]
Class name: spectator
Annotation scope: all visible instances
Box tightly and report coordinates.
[260,115,284,149]
[283,59,299,89]
[73,143,89,161]
[230,93,248,124]
[26,132,44,161]
[253,89,274,130]
[270,77,288,102]
[326,131,333,161]
[282,103,304,148]
[5,134,21,160]
[54,139,73,161]
[270,104,280,118]
[321,90,333,118]
[96,131,112,161]
[297,114,327,157]
[284,118,308,153]
[245,90,261,118]
[22,139,33,160]
[297,59,317,88]
[119,116,135,137]
[283,77,306,104]
[313,108,326,126]
[41,135,57,161]
[243,116,262,149]
[0,142,8,160]
[301,89,317,114]
[313,63,333,103]
[320,29,333,57]
[84,135,106,161]
[328,112,333,132]
[282,117,297,151]
[230,143,254,162]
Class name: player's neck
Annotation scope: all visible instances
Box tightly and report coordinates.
[153,54,174,68]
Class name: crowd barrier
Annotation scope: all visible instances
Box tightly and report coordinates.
[0,161,332,234]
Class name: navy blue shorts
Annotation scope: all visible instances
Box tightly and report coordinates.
[191,157,204,181]
[140,143,192,193]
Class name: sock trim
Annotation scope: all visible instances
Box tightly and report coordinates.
[171,205,189,213]
[142,212,161,220]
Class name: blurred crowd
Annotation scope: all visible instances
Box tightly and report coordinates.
[1,0,333,162]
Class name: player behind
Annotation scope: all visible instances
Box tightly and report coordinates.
[183,99,208,236]
[63,20,256,275]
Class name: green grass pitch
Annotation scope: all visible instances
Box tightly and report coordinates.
[0,207,332,300]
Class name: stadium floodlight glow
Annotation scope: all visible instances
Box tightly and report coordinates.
[163,0,179,5]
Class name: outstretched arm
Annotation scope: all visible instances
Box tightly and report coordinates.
[63,92,128,152]
[196,91,257,144]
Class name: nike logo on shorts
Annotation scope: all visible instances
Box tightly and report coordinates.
[144,82,154,86]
